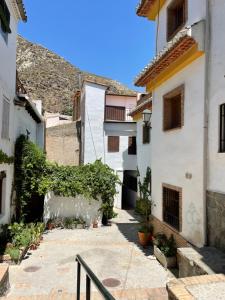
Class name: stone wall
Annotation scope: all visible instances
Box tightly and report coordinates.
[207,190,225,251]
[46,122,79,166]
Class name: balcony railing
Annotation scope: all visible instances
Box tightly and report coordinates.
[105,106,134,122]
[76,254,116,300]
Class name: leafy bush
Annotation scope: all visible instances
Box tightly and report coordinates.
[15,135,120,221]
[6,247,20,263]
[154,234,176,257]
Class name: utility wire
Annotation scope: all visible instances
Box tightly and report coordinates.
[86,107,97,160]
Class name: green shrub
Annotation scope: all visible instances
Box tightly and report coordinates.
[154,234,176,257]
[6,247,20,263]
[15,135,120,221]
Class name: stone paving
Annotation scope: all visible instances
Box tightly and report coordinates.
[2,210,173,300]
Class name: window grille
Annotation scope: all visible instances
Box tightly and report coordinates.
[163,185,181,231]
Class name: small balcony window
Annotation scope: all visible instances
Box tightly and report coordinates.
[105,106,125,122]
[1,96,10,139]
[167,0,187,41]
[143,124,150,144]
[163,85,184,131]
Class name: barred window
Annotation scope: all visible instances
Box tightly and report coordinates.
[163,185,181,231]
[0,171,6,215]
[1,96,10,139]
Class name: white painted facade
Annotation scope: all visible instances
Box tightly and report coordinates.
[207,0,225,193]
[137,0,225,248]
[156,0,206,53]
[0,0,26,224]
[80,81,137,209]
[136,119,151,183]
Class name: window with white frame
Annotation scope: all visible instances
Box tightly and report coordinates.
[1,96,10,139]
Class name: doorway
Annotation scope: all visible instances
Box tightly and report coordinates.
[122,170,137,210]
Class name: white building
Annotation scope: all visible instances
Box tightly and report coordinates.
[0,0,27,224]
[135,0,225,251]
[130,94,152,184]
[75,80,138,209]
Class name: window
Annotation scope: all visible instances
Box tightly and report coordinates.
[0,0,11,41]
[108,136,119,152]
[0,171,6,215]
[219,103,225,152]
[105,106,125,121]
[163,85,184,131]
[167,0,187,41]
[143,125,150,144]
[163,184,181,231]
[128,136,136,155]
[1,96,10,139]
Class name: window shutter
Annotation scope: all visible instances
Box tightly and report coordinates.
[108,136,119,152]
[105,106,125,121]
[1,96,10,139]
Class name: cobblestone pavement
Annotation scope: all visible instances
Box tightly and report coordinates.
[2,210,173,300]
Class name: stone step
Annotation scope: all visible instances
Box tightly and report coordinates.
[1,287,168,300]
[0,264,9,297]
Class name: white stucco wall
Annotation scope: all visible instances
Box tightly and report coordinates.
[44,192,102,226]
[14,105,45,149]
[136,119,151,183]
[83,83,107,164]
[207,0,225,193]
[151,56,206,247]
[82,82,137,209]
[156,0,206,53]
[0,1,20,224]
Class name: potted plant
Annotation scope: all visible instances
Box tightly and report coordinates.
[138,223,153,247]
[99,201,117,226]
[153,233,177,269]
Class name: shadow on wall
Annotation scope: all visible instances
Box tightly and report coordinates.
[44,192,102,226]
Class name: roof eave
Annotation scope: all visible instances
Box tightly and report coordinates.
[16,0,27,22]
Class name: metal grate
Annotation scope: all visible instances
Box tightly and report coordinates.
[163,186,180,231]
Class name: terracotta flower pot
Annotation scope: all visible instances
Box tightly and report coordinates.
[138,231,152,247]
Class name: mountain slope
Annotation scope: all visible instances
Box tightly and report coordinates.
[16,36,136,115]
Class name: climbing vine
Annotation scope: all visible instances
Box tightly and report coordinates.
[0,149,14,164]
[14,135,120,221]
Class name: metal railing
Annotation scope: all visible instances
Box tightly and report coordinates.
[76,254,116,300]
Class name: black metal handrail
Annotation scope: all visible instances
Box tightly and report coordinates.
[76,254,116,300]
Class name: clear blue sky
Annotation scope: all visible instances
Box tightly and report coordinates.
[19,0,156,91]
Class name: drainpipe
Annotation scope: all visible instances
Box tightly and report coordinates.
[203,0,211,246]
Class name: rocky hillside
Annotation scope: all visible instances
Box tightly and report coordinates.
[17,36,136,115]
